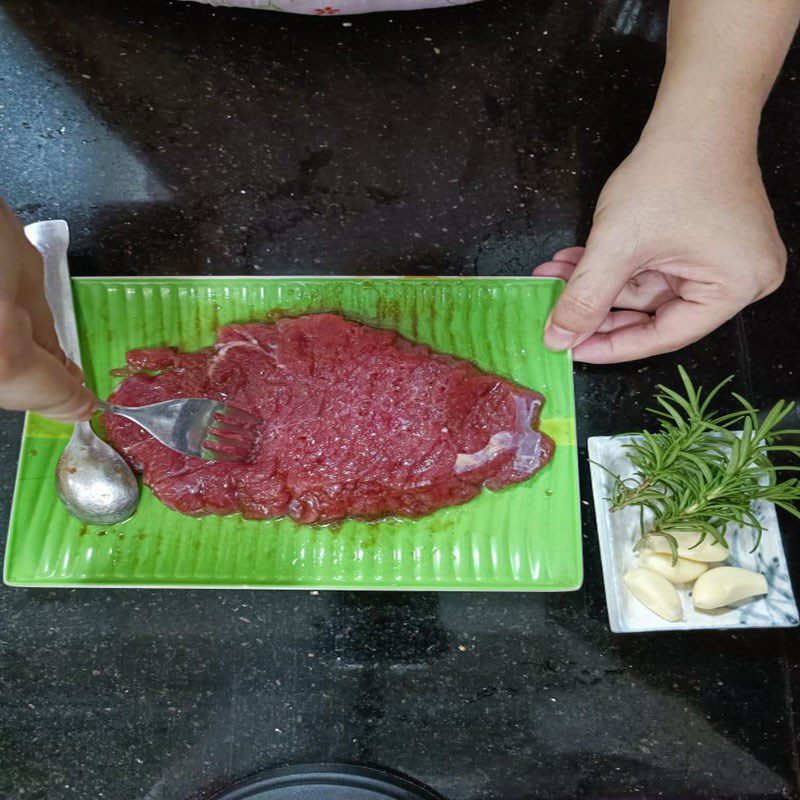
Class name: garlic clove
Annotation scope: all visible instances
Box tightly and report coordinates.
[623,568,684,622]
[647,530,730,563]
[638,551,709,585]
[692,566,768,610]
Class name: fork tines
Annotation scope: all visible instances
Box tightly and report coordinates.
[202,405,263,463]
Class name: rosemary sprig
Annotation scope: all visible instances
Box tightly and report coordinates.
[610,367,800,562]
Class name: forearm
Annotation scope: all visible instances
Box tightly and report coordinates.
[643,0,800,150]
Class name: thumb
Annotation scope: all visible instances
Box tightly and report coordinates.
[544,235,634,351]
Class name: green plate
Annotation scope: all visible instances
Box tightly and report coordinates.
[4,277,580,591]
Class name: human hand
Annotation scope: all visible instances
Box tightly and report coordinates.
[0,201,96,420]
[533,133,786,363]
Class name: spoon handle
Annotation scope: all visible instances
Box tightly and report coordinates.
[24,220,82,369]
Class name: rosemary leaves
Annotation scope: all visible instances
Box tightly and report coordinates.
[609,367,800,561]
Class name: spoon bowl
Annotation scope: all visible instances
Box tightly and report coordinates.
[56,421,140,525]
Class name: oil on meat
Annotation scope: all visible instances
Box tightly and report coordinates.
[103,314,555,523]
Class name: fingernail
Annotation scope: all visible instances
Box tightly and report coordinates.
[544,316,580,350]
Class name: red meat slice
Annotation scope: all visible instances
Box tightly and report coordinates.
[103,313,555,523]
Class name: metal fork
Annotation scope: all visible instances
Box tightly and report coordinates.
[99,399,262,463]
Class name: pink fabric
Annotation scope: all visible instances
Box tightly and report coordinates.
[181,0,478,13]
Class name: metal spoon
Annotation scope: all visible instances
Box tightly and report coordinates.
[26,220,140,525]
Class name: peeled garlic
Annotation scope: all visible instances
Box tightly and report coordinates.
[692,566,768,610]
[647,530,730,563]
[638,551,709,585]
[623,568,683,622]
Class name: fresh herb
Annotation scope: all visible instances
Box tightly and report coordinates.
[609,367,800,563]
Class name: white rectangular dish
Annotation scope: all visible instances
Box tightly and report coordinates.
[588,435,799,633]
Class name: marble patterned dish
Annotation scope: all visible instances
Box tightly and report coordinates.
[588,435,799,633]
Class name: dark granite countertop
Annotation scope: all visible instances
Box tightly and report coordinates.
[1,1,798,798]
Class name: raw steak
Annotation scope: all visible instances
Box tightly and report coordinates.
[104,314,555,523]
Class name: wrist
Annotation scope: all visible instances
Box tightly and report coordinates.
[639,79,761,159]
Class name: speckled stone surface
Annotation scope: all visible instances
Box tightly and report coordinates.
[0,1,799,799]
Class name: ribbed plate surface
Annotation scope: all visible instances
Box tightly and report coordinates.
[4,277,580,590]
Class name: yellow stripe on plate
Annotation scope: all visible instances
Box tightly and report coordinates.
[540,417,576,447]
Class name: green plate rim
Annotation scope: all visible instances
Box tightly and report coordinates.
[4,275,581,592]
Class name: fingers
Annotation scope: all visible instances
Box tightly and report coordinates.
[31,363,97,421]
[543,235,636,351]
[532,247,584,280]
[65,359,86,383]
[572,298,734,364]
[0,301,96,422]
[595,309,652,333]
[534,249,679,314]
[550,247,584,265]
[532,260,576,281]
[0,202,92,419]
[614,271,678,313]
[4,344,96,421]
